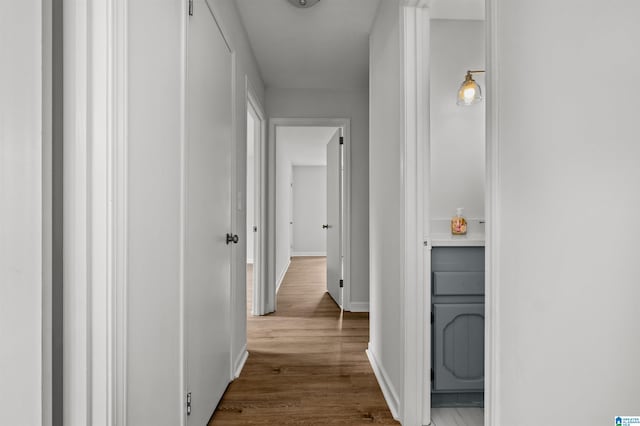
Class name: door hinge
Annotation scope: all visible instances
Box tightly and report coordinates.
[339,279,344,288]
[186,392,192,416]
[188,0,193,16]
[339,136,344,145]
[431,312,434,324]
[431,368,434,382]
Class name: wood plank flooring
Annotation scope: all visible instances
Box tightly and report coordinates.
[209,257,399,425]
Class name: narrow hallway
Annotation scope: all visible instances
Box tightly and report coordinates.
[210,257,398,425]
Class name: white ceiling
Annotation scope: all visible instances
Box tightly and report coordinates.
[276,126,338,165]
[235,0,484,91]
[235,0,382,90]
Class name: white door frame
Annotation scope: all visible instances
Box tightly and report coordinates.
[267,118,352,313]
[62,0,127,424]
[399,2,429,425]
[484,0,499,424]
[246,78,267,316]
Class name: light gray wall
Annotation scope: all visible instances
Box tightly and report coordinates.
[266,88,370,305]
[293,166,327,255]
[430,20,485,222]
[0,1,50,424]
[368,0,403,409]
[126,0,264,423]
[127,3,183,423]
[492,0,640,424]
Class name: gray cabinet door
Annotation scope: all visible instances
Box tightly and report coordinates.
[433,303,484,391]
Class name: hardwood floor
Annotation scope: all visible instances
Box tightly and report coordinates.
[209,257,399,425]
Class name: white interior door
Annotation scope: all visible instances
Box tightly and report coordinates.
[326,129,342,307]
[185,0,232,423]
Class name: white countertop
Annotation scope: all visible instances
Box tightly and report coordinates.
[429,233,485,247]
[428,219,485,246]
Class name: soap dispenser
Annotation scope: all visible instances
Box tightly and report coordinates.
[451,207,468,235]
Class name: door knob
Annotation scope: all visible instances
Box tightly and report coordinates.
[322,224,329,229]
[226,233,239,244]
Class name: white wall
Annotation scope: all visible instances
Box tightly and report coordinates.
[126,3,183,424]
[267,88,370,305]
[368,0,403,414]
[430,20,485,225]
[293,166,327,255]
[0,1,51,424]
[491,0,640,424]
[126,1,264,423]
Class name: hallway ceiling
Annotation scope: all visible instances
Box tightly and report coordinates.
[235,0,382,90]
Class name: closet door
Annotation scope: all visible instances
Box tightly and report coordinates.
[185,0,233,423]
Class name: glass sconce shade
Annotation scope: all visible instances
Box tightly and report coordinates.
[457,71,483,106]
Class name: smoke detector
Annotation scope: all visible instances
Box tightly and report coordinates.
[287,0,320,8]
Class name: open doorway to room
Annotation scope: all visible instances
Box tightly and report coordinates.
[426,4,486,426]
[270,123,347,310]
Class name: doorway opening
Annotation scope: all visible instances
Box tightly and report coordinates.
[264,118,351,314]
[426,15,486,426]
[276,126,341,307]
[245,81,266,316]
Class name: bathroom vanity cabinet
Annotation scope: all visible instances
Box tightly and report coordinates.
[431,246,485,407]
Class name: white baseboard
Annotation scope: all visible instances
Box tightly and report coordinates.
[276,259,291,293]
[291,251,326,257]
[246,258,254,265]
[366,345,400,421]
[349,301,369,312]
[233,346,249,379]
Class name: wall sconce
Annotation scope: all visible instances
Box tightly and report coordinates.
[457,70,485,106]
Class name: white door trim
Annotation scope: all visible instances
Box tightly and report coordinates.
[400,1,430,424]
[245,77,267,317]
[267,117,352,313]
[62,0,127,424]
[485,0,500,424]
[44,1,53,424]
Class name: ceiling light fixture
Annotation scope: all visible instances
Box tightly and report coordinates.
[457,70,485,106]
[287,0,320,8]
